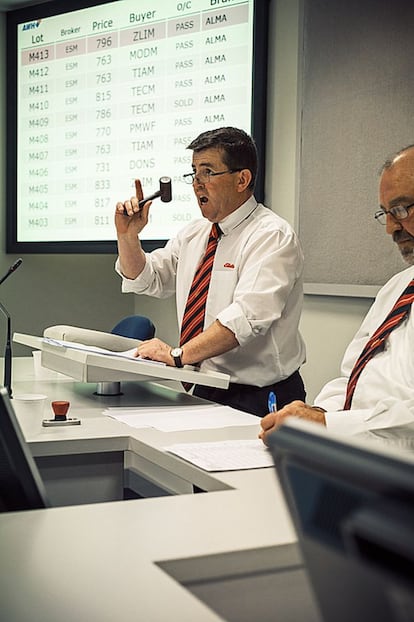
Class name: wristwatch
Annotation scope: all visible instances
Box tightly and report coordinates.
[170,347,184,368]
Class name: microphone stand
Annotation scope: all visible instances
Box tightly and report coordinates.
[0,300,12,397]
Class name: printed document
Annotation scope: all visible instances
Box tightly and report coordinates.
[164,439,273,471]
[43,337,165,364]
[103,404,261,432]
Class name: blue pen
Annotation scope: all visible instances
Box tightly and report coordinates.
[268,391,277,413]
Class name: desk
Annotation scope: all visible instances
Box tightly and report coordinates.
[0,359,321,622]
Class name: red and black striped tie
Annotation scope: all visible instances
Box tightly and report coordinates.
[343,278,414,409]
[179,223,220,390]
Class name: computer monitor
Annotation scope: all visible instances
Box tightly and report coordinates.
[0,386,49,511]
[269,418,414,622]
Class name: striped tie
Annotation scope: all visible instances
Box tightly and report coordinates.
[180,223,220,390]
[343,278,414,409]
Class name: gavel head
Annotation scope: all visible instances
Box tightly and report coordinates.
[159,177,172,202]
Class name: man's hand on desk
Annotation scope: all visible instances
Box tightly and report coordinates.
[135,321,239,368]
[259,401,327,446]
[136,338,176,366]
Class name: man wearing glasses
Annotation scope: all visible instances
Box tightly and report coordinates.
[260,144,414,446]
[115,126,306,416]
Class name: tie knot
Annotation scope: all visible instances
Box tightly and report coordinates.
[211,223,221,240]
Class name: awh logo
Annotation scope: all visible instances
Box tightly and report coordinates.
[22,20,42,31]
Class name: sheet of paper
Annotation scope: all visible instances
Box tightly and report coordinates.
[164,439,274,471]
[103,404,261,432]
[43,337,165,365]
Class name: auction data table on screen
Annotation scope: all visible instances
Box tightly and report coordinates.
[14,0,256,243]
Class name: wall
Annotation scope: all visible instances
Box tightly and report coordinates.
[299,0,414,294]
[1,0,374,403]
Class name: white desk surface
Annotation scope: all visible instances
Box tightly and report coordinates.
[0,358,297,622]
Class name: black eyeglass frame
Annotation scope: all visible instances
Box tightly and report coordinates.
[374,202,414,225]
[182,169,243,185]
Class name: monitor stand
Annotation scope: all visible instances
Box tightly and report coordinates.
[95,381,122,396]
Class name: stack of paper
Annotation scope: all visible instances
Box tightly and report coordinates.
[164,439,273,471]
[103,404,261,432]
[43,337,165,364]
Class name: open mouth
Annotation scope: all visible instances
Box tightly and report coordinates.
[199,196,208,204]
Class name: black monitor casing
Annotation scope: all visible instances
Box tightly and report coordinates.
[0,386,48,512]
[269,419,414,622]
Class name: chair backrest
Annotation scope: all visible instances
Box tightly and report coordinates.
[111,315,155,341]
[0,387,49,512]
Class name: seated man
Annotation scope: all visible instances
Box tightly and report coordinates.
[260,144,414,447]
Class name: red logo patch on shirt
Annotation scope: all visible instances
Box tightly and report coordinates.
[223,262,235,269]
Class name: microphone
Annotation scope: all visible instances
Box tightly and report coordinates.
[0,258,23,397]
[138,176,172,207]
[0,258,23,286]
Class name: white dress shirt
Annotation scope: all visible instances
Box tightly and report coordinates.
[116,196,306,386]
[316,265,414,448]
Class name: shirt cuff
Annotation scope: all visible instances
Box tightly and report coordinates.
[324,409,372,436]
[217,303,254,346]
[115,257,152,292]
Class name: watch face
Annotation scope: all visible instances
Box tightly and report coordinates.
[171,348,183,367]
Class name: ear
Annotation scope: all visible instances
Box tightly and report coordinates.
[236,169,253,193]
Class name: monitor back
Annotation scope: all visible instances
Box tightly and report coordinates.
[0,386,48,512]
[269,419,414,622]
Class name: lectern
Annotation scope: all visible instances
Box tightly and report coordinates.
[14,326,230,396]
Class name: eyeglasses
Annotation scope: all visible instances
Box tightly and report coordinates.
[374,202,414,225]
[182,168,242,185]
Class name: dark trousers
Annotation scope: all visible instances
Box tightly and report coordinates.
[193,370,306,418]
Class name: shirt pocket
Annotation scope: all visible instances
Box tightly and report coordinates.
[206,268,239,319]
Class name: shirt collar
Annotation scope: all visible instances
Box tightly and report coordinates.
[217,196,259,236]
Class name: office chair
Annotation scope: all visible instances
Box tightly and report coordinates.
[111,315,155,341]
